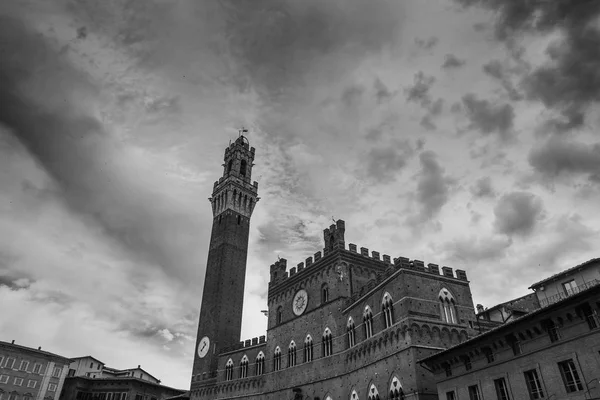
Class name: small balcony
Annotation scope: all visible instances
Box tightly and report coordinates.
[539,279,600,308]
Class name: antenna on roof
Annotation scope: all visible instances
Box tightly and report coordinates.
[332,216,336,223]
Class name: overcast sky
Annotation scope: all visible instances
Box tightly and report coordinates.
[1,0,599,390]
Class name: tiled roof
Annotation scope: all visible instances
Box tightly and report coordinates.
[0,341,71,363]
[529,258,600,289]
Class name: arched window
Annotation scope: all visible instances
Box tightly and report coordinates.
[277,306,283,325]
[322,327,333,357]
[225,359,233,381]
[239,355,248,378]
[227,159,233,173]
[273,347,282,371]
[288,341,297,367]
[363,306,374,339]
[240,160,247,176]
[439,288,458,324]
[304,334,313,362]
[368,384,380,400]
[382,292,394,329]
[347,317,356,347]
[350,389,359,400]
[324,396,333,400]
[322,284,329,303]
[389,377,404,400]
[255,352,265,375]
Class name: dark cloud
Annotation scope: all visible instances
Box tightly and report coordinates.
[461,93,514,140]
[455,0,600,133]
[415,36,438,50]
[493,192,544,236]
[405,72,436,106]
[470,177,496,198]
[528,138,600,182]
[0,15,205,282]
[441,54,466,69]
[365,140,413,182]
[413,151,454,222]
[482,60,523,100]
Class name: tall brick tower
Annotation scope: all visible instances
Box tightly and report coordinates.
[191,134,259,388]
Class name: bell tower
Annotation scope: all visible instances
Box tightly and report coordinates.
[191,133,259,388]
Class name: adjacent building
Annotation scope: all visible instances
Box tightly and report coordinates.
[67,357,160,383]
[189,135,481,399]
[420,259,600,400]
[0,340,71,400]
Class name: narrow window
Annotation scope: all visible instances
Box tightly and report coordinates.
[304,335,313,362]
[562,279,577,296]
[240,160,247,176]
[382,292,394,329]
[524,369,544,399]
[225,359,233,381]
[239,355,248,378]
[255,352,265,376]
[363,306,374,339]
[237,215,241,225]
[19,361,29,371]
[90,362,93,368]
[468,385,481,400]
[439,289,458,324]
[444,363,452,377]
[494,378,510,400]
[288,341,297,367]
[483,347,495,363]
[322,328,333,357]
[558,359,584,393]
[276,306,283,325]
[227,159,233,173]
[273,347,282,371]
[542,319,560,342]
[576,303,598,330]
[347,317,356,348]
[462,356,472,371]
[506,334,522,356]
[322,284,329,303]
[445,392,456,400]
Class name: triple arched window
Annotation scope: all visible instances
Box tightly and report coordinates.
[288,341,297,367]
[273,347,282,371]
[363,306,374,339]
[239,355,248,378]
[389,376,405,400]
[304,335,314,362]
[255,352,265,376]
[347,317,356,347]
[368,384,380,400]
[322,327,333,357]
[225,359,233,381]
[382,292,394,329]
[439,288,458,324]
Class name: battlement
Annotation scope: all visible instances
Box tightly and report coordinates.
[347,243,392,265]
[224,136,256,159]
[323,219,345,256]
[220,335,266,355]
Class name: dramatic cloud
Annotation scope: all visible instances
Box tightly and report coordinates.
[365,141,413,183]
[528,138,600,182]
[482,60,523,101]
[461,93,515,140]
[405,72,436,106]
[493,192,544,236]
[412,151,454,224]
[442,54,466,69]
[443,235,512,263]
[470,177,496,198]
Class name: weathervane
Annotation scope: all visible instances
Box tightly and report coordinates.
[239,127,249,137]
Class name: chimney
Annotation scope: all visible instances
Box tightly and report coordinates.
[11,340,14,344]
[476,304,484,313]
[38,346,41,350]
[138,365,141,369]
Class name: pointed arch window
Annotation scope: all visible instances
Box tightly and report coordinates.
[273,347,282,371]
[439,288,458,324]
[304,335,313,362]
[322,283,329,303]
[350,389,359,400]
[363,306,374,339]
[277,306,283,325]
[324,396,333,400]
[240,160,247,176]
[225,359,233,381]
[368,384,380,400]
[227,160,233,174]
[255,352,265,376]
[239,355,249,378]
[347,317,356,347]
[288,341,297,367]
[389,377,405,400]
[382,292,394,329]
[322,327,333,357]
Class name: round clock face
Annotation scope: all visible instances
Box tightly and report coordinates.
[197,336,210,358]
[292,289,308,316]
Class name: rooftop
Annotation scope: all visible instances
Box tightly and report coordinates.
[529,257,599,289]
[0,340,71,363]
